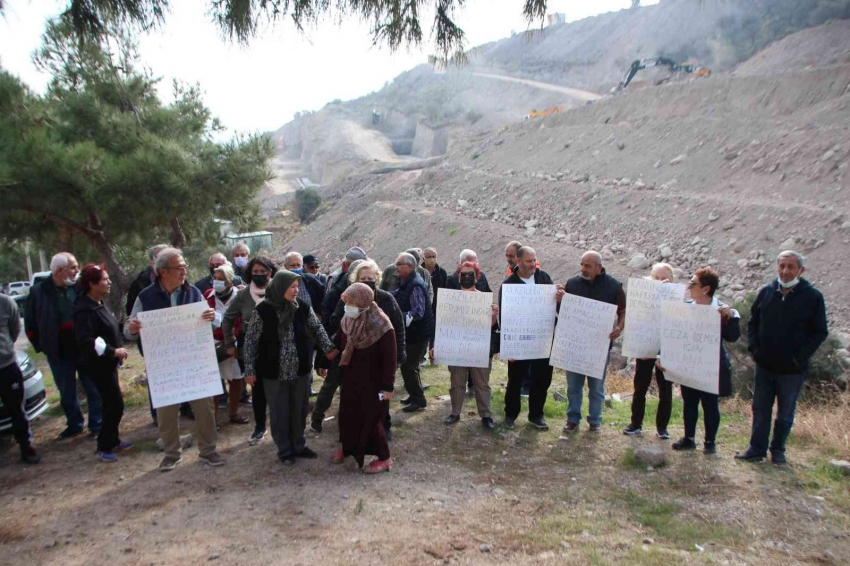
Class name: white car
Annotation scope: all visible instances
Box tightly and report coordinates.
[0,351,49,431]
[6,281,30,296]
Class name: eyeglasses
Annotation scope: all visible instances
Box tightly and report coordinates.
[395,263,407,267]
[688,281,699,287]
[165,264,188,272]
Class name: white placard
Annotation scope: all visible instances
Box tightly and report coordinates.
[138,302,223,409]
[550,294,618,379]
[433,289,493,368]
[622,278,687,359]
[660,302,720,394]
[499,284,557,360]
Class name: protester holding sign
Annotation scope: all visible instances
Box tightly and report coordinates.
[562,251,625,433]
[623,263,681,439]
[243,270,338,466]
[432,262,499,430]
[499,247,563,431]
[124,247,224,472]
[659,267,740,455]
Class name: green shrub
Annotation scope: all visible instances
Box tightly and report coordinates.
[294,188,322,223]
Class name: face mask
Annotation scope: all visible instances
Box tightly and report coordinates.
[251,274,269,287]
[234,257,248,269]
[290,268,303,275]
[64,278,76,287]
[209,267,217,277]
[362,280,376,292]
[777,277,799,289]
[213,280,227,294]
[344,305,362,319]
[459,273,476,289]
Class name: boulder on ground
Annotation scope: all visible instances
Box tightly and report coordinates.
[633,446,666,467]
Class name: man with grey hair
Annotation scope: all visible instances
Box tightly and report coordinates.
[124,247,224,471]
[380,248,433,301]
[126,244,169,316]
[736,250,828,465]
[283,251,325,314]
[562,250,626,433]
[232,242,251,279]
[446,249,492,292]
[392,252,434,412]
[25,252,103,438]
[195,252,243,295]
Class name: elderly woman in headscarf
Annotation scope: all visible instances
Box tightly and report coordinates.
[244,270,337,465]
[331,283,397,474]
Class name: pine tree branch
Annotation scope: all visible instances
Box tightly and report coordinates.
[7,203,100,239]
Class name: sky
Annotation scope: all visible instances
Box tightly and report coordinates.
[0,0,658,136]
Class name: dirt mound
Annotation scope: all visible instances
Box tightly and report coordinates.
[734,20,850,76]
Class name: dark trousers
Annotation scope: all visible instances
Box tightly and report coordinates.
[0,361,33,449]
[630,358,672,430]
[251,374,267,430]
[90,369,124,453]
[505,358,553,420]
[47,356,102,432]
[748,365,806,457]
[400,340,429,407]
[312,365,343,423]
[264,375,310,459]
[681,385,720,444]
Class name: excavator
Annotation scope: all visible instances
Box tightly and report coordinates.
[612,57,711,93]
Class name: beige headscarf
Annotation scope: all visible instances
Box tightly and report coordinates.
[339,283,393,366]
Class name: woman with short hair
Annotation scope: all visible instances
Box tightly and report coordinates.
[660,267,740,455]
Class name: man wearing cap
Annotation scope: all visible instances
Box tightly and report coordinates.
[303,254,327,288]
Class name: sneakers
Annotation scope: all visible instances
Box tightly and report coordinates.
[20,446,41,465]
[703,442,717,455]
[159,456,183,472]
[562,422,578,433]
[672,437,697,451]
[199,452,225,467]
[445,414,460,425]
[58,427,83,439]
[502,417,516,429]
[588,424,601,432]
[364,458,392,474]
[310,420,323,433]
[656,429,670,440]
[482,417,496,430]
[97,451,118,463]
[116,441,134,452]
[623,424,642,436]
[771,451,787,465]
[734,448,765,462]
[332,446,345,464]
[297,447,318,459]
[249,428,266,445]
[528,417,549,430]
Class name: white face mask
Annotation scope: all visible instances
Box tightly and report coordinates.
[777,277,799,289]
[213,280,227,294]
[344,305,363,319]
[234,256,248,268]
[63,278,76,287]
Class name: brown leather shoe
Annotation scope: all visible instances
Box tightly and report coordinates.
[589,424,602,432]
[562,422,579,433]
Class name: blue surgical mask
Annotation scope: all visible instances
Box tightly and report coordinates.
[213,280,227,294]
[290,268,303,275]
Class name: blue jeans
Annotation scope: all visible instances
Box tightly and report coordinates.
[747,365,806,457]
[48,357,102,432]
[566,353,610,426]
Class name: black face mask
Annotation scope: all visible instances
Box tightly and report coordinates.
[209,267,217,277]
[251,274,269,287]
[460,273,476,289]
[362,280,377,292]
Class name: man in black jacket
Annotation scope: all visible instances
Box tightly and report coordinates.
[126,244,169,316]
[736,251,828,465]
[498,246,565,430]
[562,251,625,434]
[195,253,243,295]
[422,247,447,350]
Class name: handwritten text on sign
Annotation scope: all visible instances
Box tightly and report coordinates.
[138,302,223,409]
[550,294,617,379]
[622,278,687,359]
[660,303,720,395]
[434,289,493,368]
[500,284,557,360]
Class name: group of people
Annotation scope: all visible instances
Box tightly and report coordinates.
[0,238,828,472]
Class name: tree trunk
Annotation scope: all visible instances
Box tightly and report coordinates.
[170,217,186,249]
[84,212,129,317]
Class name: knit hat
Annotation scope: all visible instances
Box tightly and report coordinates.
[345,246,367,263]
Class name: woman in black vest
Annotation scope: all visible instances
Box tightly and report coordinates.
[243,271,337,465]
[74,265,130,463]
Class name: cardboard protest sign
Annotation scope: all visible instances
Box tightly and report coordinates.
[550,294,617,379]
[660,302,721,394]
[434,289,493,368]
[500,284,557,360]
[622,278,686,359]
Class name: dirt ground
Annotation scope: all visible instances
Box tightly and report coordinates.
[1,349,848,566]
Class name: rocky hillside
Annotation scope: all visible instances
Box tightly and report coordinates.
[277,21,850,336]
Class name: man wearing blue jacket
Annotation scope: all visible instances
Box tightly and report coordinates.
[736,250,828,465]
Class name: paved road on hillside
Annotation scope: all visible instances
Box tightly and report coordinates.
[473,72,603,102]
